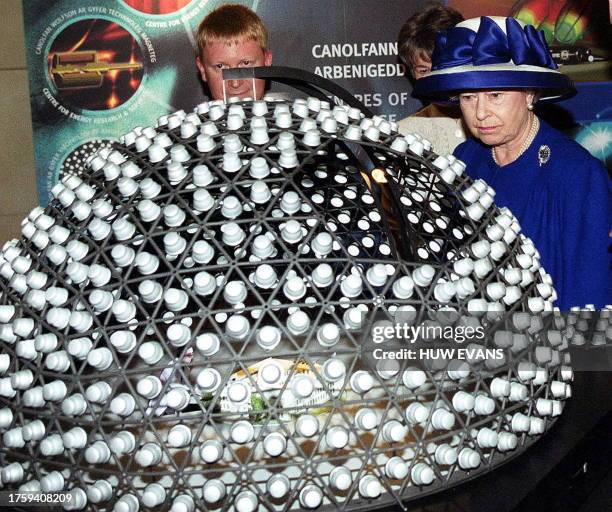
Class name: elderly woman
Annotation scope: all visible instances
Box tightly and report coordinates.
[414,16,610,310]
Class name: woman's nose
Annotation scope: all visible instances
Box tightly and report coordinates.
[475,95,488,120]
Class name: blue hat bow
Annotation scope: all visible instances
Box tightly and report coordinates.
[431,17,557,71]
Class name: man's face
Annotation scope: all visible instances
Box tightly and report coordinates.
[459,90,534,147]
[197,38,272,101]
[409,53,432,80]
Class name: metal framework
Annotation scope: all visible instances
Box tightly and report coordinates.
[0,71,577,512]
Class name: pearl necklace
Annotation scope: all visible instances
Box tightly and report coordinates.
[492,114,540,166]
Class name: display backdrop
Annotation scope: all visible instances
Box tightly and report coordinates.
[22,0,611,205]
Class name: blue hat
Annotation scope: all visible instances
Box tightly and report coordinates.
[413,16,576,102]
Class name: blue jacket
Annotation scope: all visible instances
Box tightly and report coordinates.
[454,120,611,310]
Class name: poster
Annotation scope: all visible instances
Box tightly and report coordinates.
[23,0,428,205]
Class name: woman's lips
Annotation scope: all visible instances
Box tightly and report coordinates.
[477,126,499,133]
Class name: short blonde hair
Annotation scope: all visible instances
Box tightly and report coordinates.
[196,4,268,59]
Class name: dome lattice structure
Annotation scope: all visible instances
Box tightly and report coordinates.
[0,92,573,511]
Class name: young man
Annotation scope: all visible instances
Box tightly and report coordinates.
[396,3,466,154]
[196,4,272,101]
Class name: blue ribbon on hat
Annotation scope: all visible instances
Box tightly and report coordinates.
[431,16,557,71]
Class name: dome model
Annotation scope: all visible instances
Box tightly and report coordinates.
[0,94,573,511]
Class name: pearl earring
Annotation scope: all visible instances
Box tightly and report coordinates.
[527,103,534,111]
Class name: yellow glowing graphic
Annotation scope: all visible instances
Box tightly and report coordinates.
[49,51,143,90]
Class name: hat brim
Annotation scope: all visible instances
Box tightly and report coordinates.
[413,65,576,103]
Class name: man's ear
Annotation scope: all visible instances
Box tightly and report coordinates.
[264,50,272,66]
[196,56,207,81]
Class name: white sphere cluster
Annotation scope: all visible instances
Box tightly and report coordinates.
[0,95,578,511]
